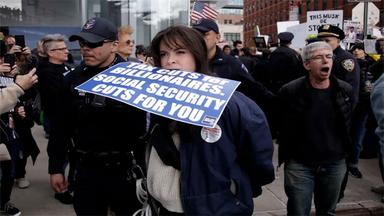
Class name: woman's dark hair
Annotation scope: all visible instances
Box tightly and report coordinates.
[241,47,252,56]
[150,26,209,74]
[223,45,231,50]
[135,44,146,56]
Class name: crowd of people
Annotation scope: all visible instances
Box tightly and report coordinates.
[0,17,384,216]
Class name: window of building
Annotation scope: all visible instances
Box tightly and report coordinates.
[224,32,241,42]
[322,0,327,9]
[306,0,311,10]
[333,0,338,8]
[0,0,189,47]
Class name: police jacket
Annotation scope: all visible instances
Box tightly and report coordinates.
[149,91,274,215]
[48,54,146,174]
[209,46,275,111]
[356,55,376,104]
[277,75,355,166]
[333,46,360,101]
[268,45,305,94]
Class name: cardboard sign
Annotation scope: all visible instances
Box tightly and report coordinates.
[307,10,343,35]
[0,75,14,88]
[287,23,307,50]
[75,62,240,128]
[343,20,363,43]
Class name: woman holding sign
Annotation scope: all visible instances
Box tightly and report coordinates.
[142,26,274,215]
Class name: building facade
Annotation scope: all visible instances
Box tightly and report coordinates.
[244,0,384,47]
[217,0,244,47]
[1,0,190,48]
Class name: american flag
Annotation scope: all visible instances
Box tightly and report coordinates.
[190,1,218,22]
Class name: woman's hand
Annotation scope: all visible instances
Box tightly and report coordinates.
[0,63,11,74]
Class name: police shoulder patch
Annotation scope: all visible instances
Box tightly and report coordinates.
[341,59,355,72]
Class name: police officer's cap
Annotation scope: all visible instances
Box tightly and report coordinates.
[278,32,294,43]
[69,17,117,43]
[192,18,219,34]
[317,25,345,40]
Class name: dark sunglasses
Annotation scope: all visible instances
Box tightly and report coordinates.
[79,40,113,49]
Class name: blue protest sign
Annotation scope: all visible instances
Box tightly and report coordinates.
[75,62,240,128]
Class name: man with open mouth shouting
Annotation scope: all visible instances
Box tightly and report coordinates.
[276,41,356,216]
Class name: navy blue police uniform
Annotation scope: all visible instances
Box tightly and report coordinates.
[47,18,147,215]
[318,24,360,101]
[268,32,305,95]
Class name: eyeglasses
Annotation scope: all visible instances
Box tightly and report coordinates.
[79,40,113,49]
[50,47,68,52]
[126,40,135,45]
[309,54,334,62]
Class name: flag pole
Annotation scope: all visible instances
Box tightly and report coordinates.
[189,1,196,27]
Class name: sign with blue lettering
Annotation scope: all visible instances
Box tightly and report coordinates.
[75,62,240,128]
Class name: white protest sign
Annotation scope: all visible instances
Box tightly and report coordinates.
[307,10,343,35]
[343,20,362,43]
[364,39,377,54]
[75,62,240,128]
[277,21,300,34]
[287,23,307,50]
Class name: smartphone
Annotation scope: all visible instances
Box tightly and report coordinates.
[3,53,16,68]
[14,35,25,48]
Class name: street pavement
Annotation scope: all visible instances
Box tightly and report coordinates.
[10,125,384,215]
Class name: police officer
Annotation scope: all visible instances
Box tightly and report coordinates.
[318,24,360,102]
[48,17,146,215]
[192,18,274,114]
[268,32,305,94]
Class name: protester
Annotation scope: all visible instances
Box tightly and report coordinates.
[371,72,384,203]
[36,33,74,204]
[145,25,274,215]
[47,17,146,215]
[370,38,384,200]
[222,44,231,55]
[0,48,38,216]
[13,93,40,190]
[370,38,384,81]
[117,25,139,62]
[230,40,243,57]
[135,44,147,62]
[0,70,38,114]
[277,41,355,215]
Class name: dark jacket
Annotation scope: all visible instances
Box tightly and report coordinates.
[333,46,360,101]
[13,99,40,163]
[209,46,275,122]
[150,91,274,215]
[47,55,147,174]
[355,55,376,104]
[37,60,73,123]
[268,45,305,94]
[277,75,355,166]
